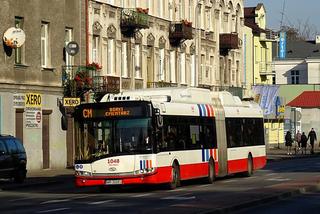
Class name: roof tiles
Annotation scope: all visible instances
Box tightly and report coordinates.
[287,91,320,107]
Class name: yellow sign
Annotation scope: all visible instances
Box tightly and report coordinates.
[105,107,130,117]
[25,93,42,107]
[278,105,285,113]
[63,97,81,107]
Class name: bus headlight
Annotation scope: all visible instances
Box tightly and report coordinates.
[75,171,92,176]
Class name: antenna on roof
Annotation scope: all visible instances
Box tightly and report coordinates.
[280,0,286,29]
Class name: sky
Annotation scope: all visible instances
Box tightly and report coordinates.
[244,0,320,36]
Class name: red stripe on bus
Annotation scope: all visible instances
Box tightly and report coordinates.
[227,156,266,174]
[209,105,214,117]
[205,104,211,117]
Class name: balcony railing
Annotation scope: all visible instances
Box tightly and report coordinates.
[259,62,274,75]
[169,20,193,46]
[120,8,149,37]
[219,33,239,49]
[260,29,277,42]
[93,76,120,94]
[147,81,178,88]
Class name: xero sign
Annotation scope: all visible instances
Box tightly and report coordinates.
[25,93,42,107]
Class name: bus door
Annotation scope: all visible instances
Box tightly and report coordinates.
[216,110,228,176]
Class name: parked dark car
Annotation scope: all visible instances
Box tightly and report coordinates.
[0,135,27,183]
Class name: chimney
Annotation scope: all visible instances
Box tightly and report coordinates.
[316,35,320,44]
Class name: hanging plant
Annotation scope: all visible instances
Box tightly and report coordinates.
[86,62,102,70]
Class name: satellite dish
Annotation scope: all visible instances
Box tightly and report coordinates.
[65,41,79,56]
[3,27,26,48]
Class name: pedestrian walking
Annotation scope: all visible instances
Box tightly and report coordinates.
[295,130,302,152]
[301,132,308,154]
[285,131,293,155]
[308,128,317,154]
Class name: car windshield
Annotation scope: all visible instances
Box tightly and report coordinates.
[75,118,153,161]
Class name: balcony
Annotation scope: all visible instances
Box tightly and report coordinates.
[260,29,277,42]
[169,20,193,46]
[120,8,149,37]
[62,65,100,99]
[147,81,178,88]
[220,33,239,50]
[93,76,120,94]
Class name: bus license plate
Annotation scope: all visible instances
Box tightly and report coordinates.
[105,179,122,185]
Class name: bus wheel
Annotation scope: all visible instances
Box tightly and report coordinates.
[206,159,215,184]
[167,163,180,189]
[244,155,253,177]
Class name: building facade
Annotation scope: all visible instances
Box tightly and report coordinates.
[0,0,86,170]
[243,4,275,98]
[85,0,244,98]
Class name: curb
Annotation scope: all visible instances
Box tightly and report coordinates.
[200,183,320,214]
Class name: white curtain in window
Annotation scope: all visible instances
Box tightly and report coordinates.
[121,42,128,77]
[170,51,176,82]
[107,39,115,75]
[135,44,141,78]
[159,49,165,81]
[180,52,186,84]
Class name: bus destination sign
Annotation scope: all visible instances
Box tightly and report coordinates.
[82,106,145,119]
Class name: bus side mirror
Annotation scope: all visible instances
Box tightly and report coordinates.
[154,108,163,128]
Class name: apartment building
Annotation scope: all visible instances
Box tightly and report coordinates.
[0,0,86,170]
[87,0,244,97]
[243,3,275,97]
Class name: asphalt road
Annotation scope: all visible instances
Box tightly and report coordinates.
[0,156,320,214]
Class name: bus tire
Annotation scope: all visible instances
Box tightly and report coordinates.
[244,155,253,177]
[167,163,180,189]
[205,158,215,184]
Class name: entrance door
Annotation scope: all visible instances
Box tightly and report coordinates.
[15,109,24,143]
[42,110,52,169]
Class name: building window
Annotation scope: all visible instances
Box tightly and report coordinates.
[64,28,73,67]
[291,70,300,84]
[92,36,99,63]
[170,50,176,83]
[189,0,193,22]
[158,0,163,18]
[210,56,214,81]
[41,22,50,68]
[135,44,141,78]
[179,0,184,20]
[15,17,24,65]
[159,48,165,81]
[107,39,115,75]
[121,42,128,77]
[180,52,186,84]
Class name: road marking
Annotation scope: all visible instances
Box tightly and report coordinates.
[168,188,186,192]
[88,200,114,205]
[40,199,71,204]
[162,193,195,200]
[162,195,196,200]
[131,193,153,198]
[199,184,211,188]
[266,177,291,182]
[10,197,33,202]
[37,208,70,213]
[265,173,276,176]
[221,179,237,183]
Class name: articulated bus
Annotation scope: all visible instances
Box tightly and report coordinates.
[73,87,266,189]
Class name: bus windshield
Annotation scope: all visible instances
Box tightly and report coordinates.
[75,118,153,161]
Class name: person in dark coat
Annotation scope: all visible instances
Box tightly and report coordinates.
[285,131,293,155]
[300,132,308,154]
[308,128,317,154]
